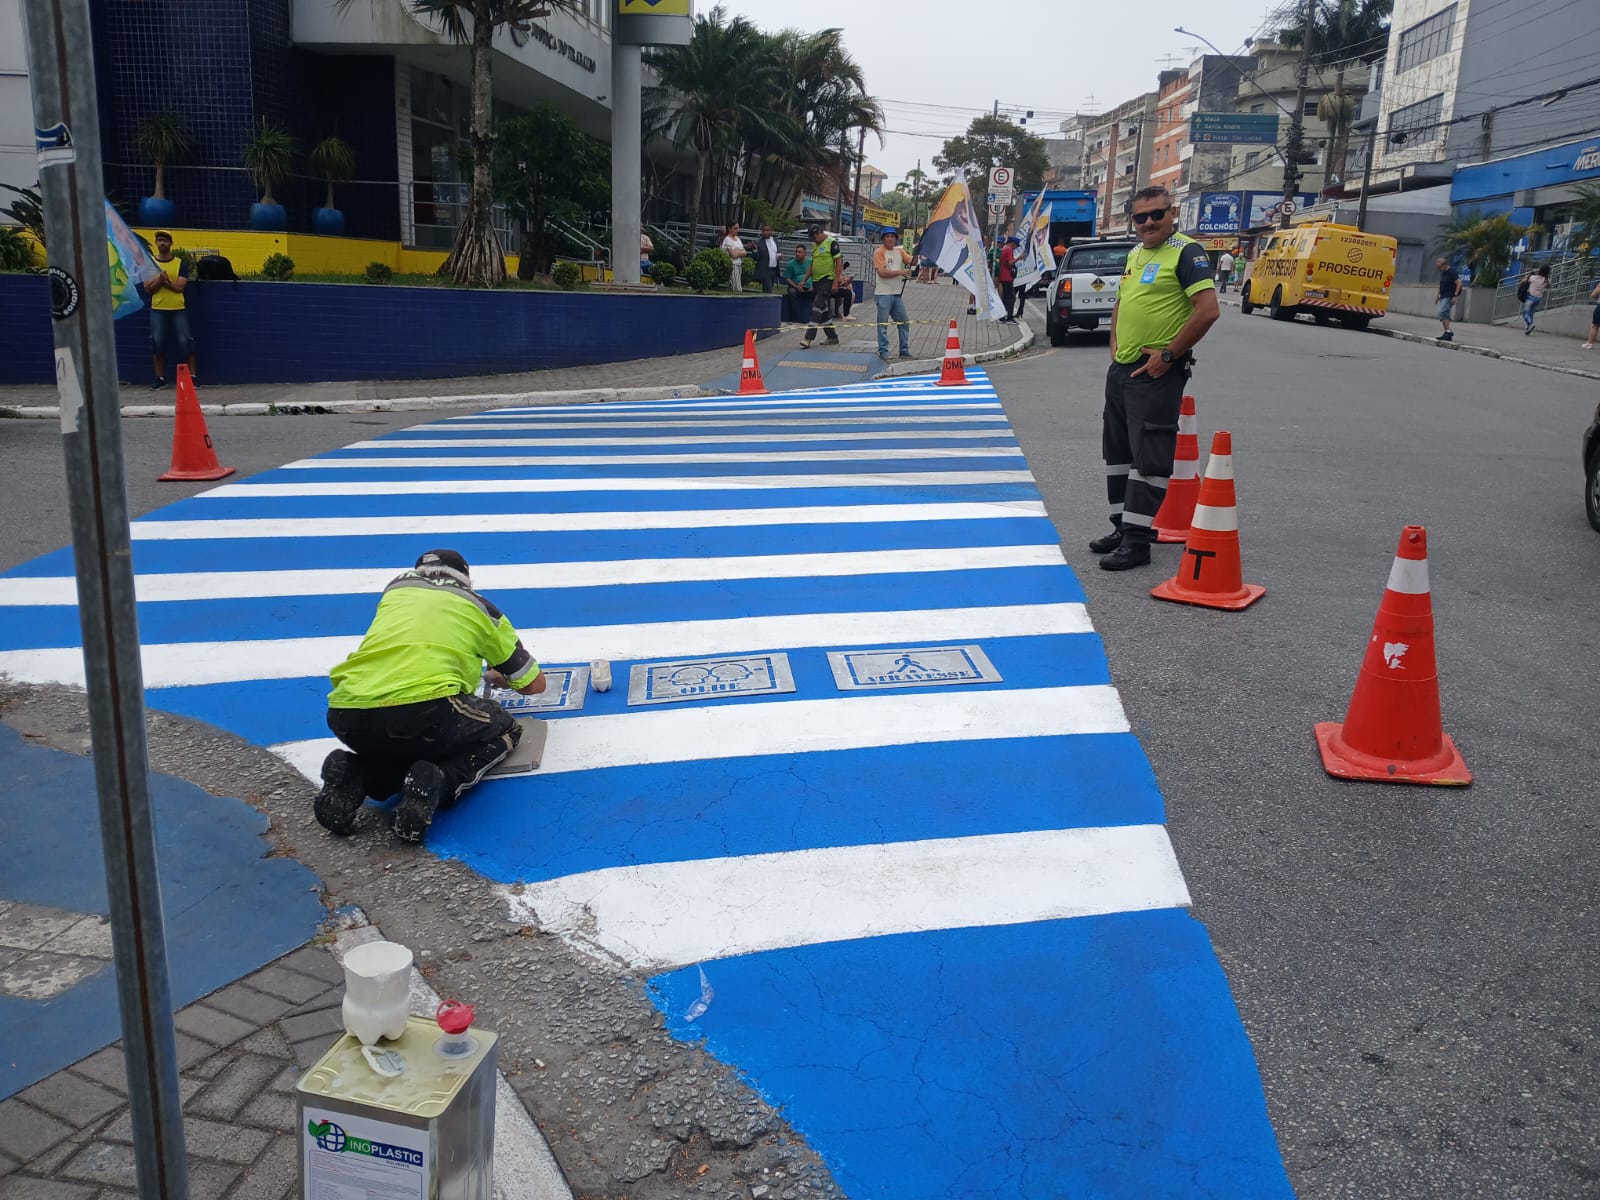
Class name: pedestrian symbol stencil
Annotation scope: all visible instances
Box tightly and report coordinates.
[828,645,1003,691]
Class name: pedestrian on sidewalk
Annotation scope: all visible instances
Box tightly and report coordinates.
[1216,249,1235,293]
[314,550,546,843]
[997,235,1019,322]
[1584,278,1600,349]
[1095,185,1220,572]
[145,230,196,389]
[800,226,841,347]
[783,242,810,322]
[1435,257,1462,341]
[753,224,782,294]
[872,227,915,360]
[1519,264,1550,334]
[832,259,856,320]
[721,223,747,291]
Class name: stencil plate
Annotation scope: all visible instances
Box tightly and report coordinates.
[490,666,589,714]
[826,645,1002,692]
[486,716,548,777]
[628,654,797,706]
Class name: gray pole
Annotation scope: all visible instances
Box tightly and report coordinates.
[1281,0,1315,228]
[851,126,866,236]
[611,37,642,285]
[1355,120,1378,232]
[18,2,190,1197]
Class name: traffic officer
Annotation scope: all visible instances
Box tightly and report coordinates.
[1095,185,1220,570]
[313,549,546,842]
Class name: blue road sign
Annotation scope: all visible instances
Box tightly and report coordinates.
[1190,112,1280,145]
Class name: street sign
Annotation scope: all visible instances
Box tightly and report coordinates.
[990,166,1013,189]
[1279,199,1297,215]
[987,201,1006,216]
[987,189,1014,206]
[1189,113,1279,146]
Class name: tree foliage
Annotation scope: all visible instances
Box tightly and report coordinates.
[1435,210,1541,288]
[494,104,609,278]
[1276,0,1392,187]
[934,115,1049,190]
[1570,182,1600,255]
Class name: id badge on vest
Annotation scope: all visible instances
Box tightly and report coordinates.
[1139,261,1160,285]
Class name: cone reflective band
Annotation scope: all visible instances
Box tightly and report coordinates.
[1150,430,1263,611]
[938,319,969,387]
[158,365,234,482]
[736,329,768,396]
[1153,394,1200,544]
[1314,525,1470,785]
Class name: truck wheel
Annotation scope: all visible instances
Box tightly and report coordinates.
[1268,286,1294,321]
[1239,284,1255,316]
[1586,442,1600,533]
[1341,315,1371,331]
[1049,324,1068,347]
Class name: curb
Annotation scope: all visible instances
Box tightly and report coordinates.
[873,319,1036,380]
[0,384,710,422]
[330,918,574,1200]
[1215,295,1600,382]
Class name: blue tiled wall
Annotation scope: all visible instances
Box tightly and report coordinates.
[0,275,782,386]
[90,0,399,239]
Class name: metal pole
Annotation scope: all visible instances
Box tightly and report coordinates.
[851,126,866,236]
[1282,0,1315,228]
[1355,120,1378,232]
[18,3,190,1197]
[833,128,846,231]
[610,37,642,284]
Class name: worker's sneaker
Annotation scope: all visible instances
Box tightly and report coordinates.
[313,750,366,836]
[1088,525,1123,554]
[393,761,446,844]
[1098,540,1152,571]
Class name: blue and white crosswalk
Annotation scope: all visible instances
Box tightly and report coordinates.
[0,369,1294,1198]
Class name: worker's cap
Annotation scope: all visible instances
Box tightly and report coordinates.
[415,548,469,575]
[153,230,173,240]
[1005,235,1021,243]
[880,227,899,238]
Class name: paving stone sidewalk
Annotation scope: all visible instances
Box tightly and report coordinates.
[0,944,345,1199]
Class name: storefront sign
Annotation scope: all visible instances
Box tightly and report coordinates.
[1194,192,1242,235]
[1572,145,1600,173]
[616,0,692,45]
[862,203,899,228]
[526,22,596,71]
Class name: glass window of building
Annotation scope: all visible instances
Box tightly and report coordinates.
[1396,5,1456,74]
[1388,93,1444,146]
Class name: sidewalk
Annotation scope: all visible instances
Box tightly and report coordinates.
[1221,295,1600,381]
[0,279,1023,413]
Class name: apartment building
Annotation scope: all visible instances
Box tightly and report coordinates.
[1084,90,1161,235]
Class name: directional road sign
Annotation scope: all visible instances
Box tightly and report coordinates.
[1189,113,1279,146]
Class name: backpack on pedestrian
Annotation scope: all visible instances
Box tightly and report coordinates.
[1515,276,1530,302]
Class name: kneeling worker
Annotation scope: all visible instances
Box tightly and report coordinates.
[314,549,546,842]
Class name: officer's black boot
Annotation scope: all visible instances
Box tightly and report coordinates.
[314,750,367,836]
[1088,518,1123,555]
[393,761,446,843]
[1099,531,1152,571]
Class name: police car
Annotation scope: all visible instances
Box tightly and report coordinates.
[1044,239,1137,346]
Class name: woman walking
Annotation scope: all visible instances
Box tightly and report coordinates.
[720,223,747,292]
[1520,264,1550,334]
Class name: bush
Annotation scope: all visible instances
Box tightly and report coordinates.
[691,246,733,287]
[0,226,39,271]
[648,260,677,287]
[551,260,581,290]
[684,260,716,293]
[364,261,393,284]
[260,252,295,281]
[655,238,689,271]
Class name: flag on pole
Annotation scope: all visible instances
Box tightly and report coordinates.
[104,200,159,320]
[914,178,1004,320]
[1013,190,1057,290]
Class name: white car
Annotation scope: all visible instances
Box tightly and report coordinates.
[1044,240,1136,346]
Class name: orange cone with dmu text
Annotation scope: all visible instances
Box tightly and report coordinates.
[158,365,234,482]
[736,329,768,396]
[1314,525,1470,785]
[1150,431,1264,610]
[937,319,969,386]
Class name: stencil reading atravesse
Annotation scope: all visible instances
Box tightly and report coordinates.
[827,644,1002,692]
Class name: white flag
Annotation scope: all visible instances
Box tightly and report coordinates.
[1013,190,1057,290]
[915,178,1005,321]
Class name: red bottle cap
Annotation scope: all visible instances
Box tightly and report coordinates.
[435,999,475,1035]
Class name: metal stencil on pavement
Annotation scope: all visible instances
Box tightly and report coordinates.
[826,645,1003,692]
[628,654,796,706]
[491,666,589,714]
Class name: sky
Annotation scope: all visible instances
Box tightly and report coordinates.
[719,0,1294,188]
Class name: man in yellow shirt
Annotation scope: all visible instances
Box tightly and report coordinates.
[315,549,547,842]
[146,230,196,390]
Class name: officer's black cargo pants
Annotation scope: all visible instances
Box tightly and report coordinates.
[326,693,519,807]
[1102,358,1190,545]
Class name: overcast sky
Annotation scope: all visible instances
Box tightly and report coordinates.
[720,0,1292,186]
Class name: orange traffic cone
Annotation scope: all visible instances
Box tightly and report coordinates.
[1153,394,1200,544]
[158,365,234,482]
[1314,525,1470,785]
[737,329,768,396]
[937,320,969,387]
[1150,431,1264,611]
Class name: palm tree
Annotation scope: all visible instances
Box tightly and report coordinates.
[335,0,578,287]
[1435,210,1541,288]
[1570,182,1600,256]
[1278,0,1393,187]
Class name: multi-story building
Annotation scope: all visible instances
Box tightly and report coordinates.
[1085,90,1160,235]
[1176,54,1257,230]
[1148,70,1191,203]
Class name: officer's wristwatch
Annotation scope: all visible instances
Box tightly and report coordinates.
[1160,349,1175,364]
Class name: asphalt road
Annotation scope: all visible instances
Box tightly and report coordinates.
[989,309,1600,1198]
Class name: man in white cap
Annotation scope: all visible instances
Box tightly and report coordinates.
[314,549,546,842]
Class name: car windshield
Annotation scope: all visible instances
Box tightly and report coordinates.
[1065,246,1132,274]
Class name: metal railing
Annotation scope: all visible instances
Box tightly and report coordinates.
[1491,253,1600,322]
[408,180,515,252]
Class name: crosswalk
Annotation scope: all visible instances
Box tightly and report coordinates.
[0,369,1295,1198]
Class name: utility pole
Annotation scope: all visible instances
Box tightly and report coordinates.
[1355,119,1378,232]
[19,1,191,1196]
[834,127,847,231]
[913,158,922,238]
[1281,0,1315,228]
[851,126,866,236]
[610,35,642,283]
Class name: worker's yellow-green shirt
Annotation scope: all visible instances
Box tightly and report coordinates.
[808,240,838,282]
[328,571,541,709]
[1112,232,1215,364]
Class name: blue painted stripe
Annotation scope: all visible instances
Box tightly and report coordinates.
[4,566,1085,649]
[648,913,1294,1200]
[396,419,1015,438]
[329,436,1023,457]
[264,454,1029,483]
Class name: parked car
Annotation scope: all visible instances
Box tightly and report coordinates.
[1044,239,1136,346]
[1585,399,1600,532]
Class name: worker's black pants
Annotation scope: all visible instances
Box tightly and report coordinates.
[1103,358,1189,544]
[327,694,519,807]
[1000,280,1017,317]
[803,282,838,343]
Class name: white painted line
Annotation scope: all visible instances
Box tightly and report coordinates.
[0,602,1092,688]
[281,447,1023,471]
[499,824,1190,973]
[202,470,1036,500]
[348,429,1018,449]
[487,389,995,415]
[271,684,1130,786]
[452,403,1003,421]
[421,414,1010,431]
[126,500,1048,541]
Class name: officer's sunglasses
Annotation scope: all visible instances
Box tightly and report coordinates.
[1131,207,1170,224]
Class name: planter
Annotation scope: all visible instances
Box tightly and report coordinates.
[312,207,346,237]
[137,196,176,226]
[250,202,287,232]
